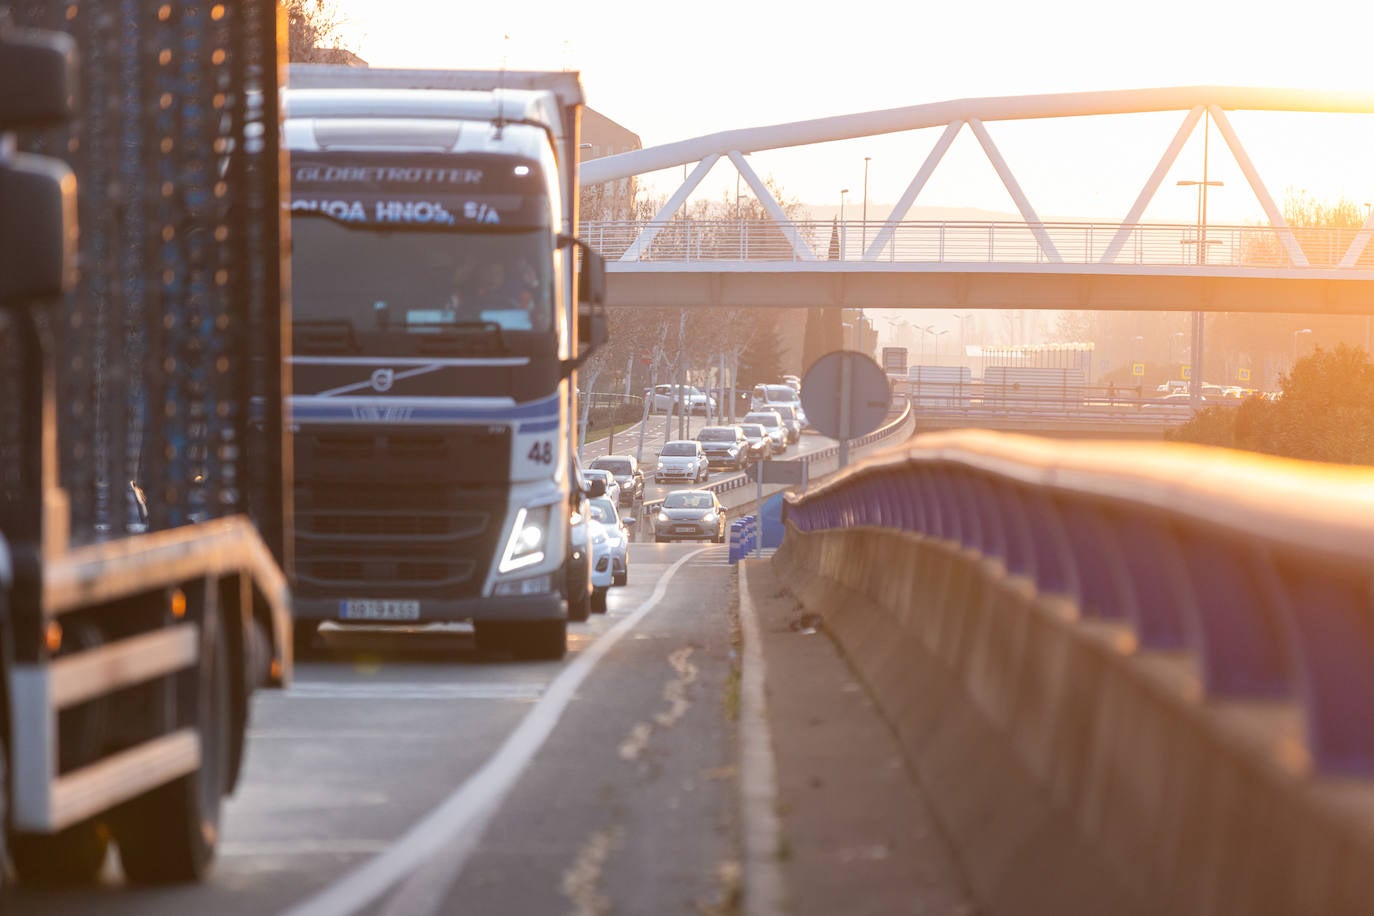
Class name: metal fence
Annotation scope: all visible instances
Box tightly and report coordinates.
[583,219,1374,270]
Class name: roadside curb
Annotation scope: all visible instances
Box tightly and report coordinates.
[737,560,786,916]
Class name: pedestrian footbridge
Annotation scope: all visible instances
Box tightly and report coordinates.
[583,87,1374,313]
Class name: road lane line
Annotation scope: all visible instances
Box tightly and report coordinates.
[281,547,710,916]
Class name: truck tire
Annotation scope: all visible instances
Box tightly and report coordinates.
[9,819,109,886]
[567,585,591,623]
[473,620,508,656]
[114,604,230,884]
[507,620,566,661]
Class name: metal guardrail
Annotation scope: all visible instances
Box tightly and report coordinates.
[582,219,1374,271]
[640,396,915,514]
[782,429,1374,777]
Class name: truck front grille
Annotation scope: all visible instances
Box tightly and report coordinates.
[292,426,512,600]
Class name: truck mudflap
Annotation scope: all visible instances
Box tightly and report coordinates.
[9,516,291,833]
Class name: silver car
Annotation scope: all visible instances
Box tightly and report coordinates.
[654,490,727,543]
[583,468,621,505]
[589,496,630,586]
[743,411,788,453]
[655,440,710,483]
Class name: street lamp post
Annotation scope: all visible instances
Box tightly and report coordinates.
[930,328,949,366]
[951,312,974,369]
[862,156,871,257]
[1177,111,1223,410]
[839,188,850,260]
[1294,328,1313,363]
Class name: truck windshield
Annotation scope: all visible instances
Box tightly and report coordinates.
[291,219,554,342]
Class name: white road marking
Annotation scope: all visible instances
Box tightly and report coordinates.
[281,547,709,916]
[282,682,545,701]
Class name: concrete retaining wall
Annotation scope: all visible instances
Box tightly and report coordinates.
[774,525,1374,916]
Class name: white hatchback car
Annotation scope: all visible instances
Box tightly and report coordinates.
[655,440,710,483]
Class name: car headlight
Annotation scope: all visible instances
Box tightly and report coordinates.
[703,513,718,524]
[570,510,583,526]
[500,505,551,573]
[657,511,670,524]
[727,446,738,454]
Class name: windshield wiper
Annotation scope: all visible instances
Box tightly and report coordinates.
[294,319,360,354]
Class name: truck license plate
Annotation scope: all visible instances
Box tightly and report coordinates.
[340,599,420,621]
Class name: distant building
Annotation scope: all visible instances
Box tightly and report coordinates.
[579,109,641,220]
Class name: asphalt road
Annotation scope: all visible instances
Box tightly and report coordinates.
[0,544,743,916]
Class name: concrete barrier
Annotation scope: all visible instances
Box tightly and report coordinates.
[774,432,1374,916]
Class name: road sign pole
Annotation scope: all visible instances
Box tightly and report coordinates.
[755,467,763,558]
[838,353,853,469]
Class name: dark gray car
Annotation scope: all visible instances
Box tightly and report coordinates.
[590,454,644,505]
[653,490,726,543]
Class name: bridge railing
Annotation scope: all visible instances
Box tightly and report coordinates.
[584,219,1374,270]
[781,429,1374,777]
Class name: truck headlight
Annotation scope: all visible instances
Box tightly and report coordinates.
[500,505,551,573]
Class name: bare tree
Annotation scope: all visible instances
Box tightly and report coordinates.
[283,0,353,63]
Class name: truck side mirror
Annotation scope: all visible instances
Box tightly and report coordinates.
[0,21,77,307]
[578,246,606,306]
[579,305,607,352]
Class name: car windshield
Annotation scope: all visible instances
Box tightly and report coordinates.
[773,406,796,420]
[586,470,612,482]
[763,385,797,401]
[663,492,714,510]
[746,414,779,427]
[740,425,765,437]
[698,428,737,442]
[591,458,632,475]
[661,442,698,457]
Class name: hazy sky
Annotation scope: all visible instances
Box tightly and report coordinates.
[333,0,1374,222]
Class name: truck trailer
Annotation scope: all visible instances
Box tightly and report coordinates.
[0,1,291,886]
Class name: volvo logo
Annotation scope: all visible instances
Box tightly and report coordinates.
[370,368,395,392]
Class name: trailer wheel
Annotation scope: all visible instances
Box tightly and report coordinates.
[9,818,109,886]
[1,726,8,890]
[114,602,229,884]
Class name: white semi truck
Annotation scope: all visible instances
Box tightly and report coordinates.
[284,67,608,660]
